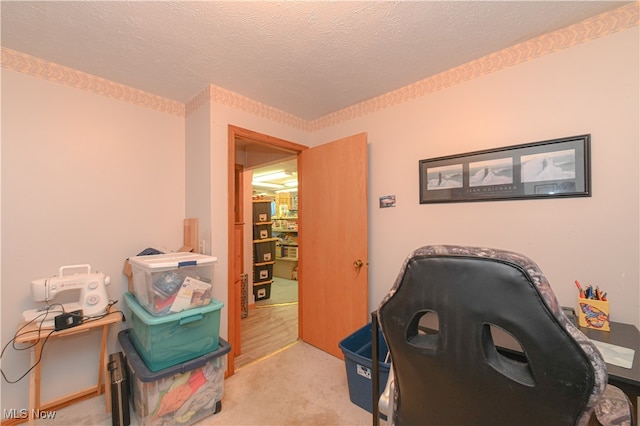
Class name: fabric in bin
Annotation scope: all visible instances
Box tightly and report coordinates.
[119,329,227,426]
[138,248,164,256]
[146,362,223,423]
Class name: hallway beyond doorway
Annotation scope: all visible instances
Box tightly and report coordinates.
[256,276,298,306]
[236,277,299,368]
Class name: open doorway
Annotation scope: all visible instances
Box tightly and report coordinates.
[227,125,308,375]
[236,158,299,368]
[228,127,370,374]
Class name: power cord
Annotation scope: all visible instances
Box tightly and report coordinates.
[81,300,126,324]
[1,301,125,384]
[1,304,62,383]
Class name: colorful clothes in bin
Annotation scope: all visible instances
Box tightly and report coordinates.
[118,329,230,426]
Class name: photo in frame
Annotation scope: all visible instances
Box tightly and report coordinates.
[419,134,591,204]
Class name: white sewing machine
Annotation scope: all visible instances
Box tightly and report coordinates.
[22,264,111,327]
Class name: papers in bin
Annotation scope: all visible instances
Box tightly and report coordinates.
[170,277,212,313]
[590,339,635,369]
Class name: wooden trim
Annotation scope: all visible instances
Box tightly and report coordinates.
[230,125,308,153]
[233,166,245,357]
[227,125,238,376]
[234,165,244,223]
[227,124,307,378]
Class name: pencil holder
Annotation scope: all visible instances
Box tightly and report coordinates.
[577,298,610,331]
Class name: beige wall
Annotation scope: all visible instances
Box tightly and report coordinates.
[1,70,186,410]
[311,27,640,327]
[185,100,212,256]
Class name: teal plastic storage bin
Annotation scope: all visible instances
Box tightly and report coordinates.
[339,323,390,414]
[124,292,223,372]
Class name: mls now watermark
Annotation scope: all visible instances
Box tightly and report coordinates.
[4,408,57,420]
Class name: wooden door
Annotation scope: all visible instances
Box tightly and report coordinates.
[298,133,369,359]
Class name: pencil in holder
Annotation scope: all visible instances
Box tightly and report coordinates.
[577,298,610,331]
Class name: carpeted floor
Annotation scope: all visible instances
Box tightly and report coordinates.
[206,341,371,425]
[35,341,373,425]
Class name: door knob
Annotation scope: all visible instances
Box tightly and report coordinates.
[353,259,364,268]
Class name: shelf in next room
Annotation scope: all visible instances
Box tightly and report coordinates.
[253,237,279,243]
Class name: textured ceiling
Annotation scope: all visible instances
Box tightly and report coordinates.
[0,1,632,120]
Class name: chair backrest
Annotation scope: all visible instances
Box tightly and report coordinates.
[377,245,607,426]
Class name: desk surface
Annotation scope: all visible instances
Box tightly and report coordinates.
[580,321,640,389]
[15,311,123,343]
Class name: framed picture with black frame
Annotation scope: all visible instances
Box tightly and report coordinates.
[419,134,591,204]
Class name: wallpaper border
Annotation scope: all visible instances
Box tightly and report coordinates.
[2,3,637,130]
[309,2,639,131]
[1,48,185,117]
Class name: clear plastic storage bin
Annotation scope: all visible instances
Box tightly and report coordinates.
[118,329,230,426]
[128,252,217,316]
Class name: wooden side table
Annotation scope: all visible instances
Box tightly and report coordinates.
[14,311,123,424]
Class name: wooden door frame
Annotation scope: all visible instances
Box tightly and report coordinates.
[227,125,308,376]
[232,163,244,358]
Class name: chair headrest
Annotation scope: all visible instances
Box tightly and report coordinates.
[378,245,607,425]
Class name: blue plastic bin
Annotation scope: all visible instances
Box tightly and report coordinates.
[338,322,390,414]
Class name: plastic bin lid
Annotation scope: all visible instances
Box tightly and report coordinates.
[117,329,231,381]
[128,252,217,269]
[124,292,223,324]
